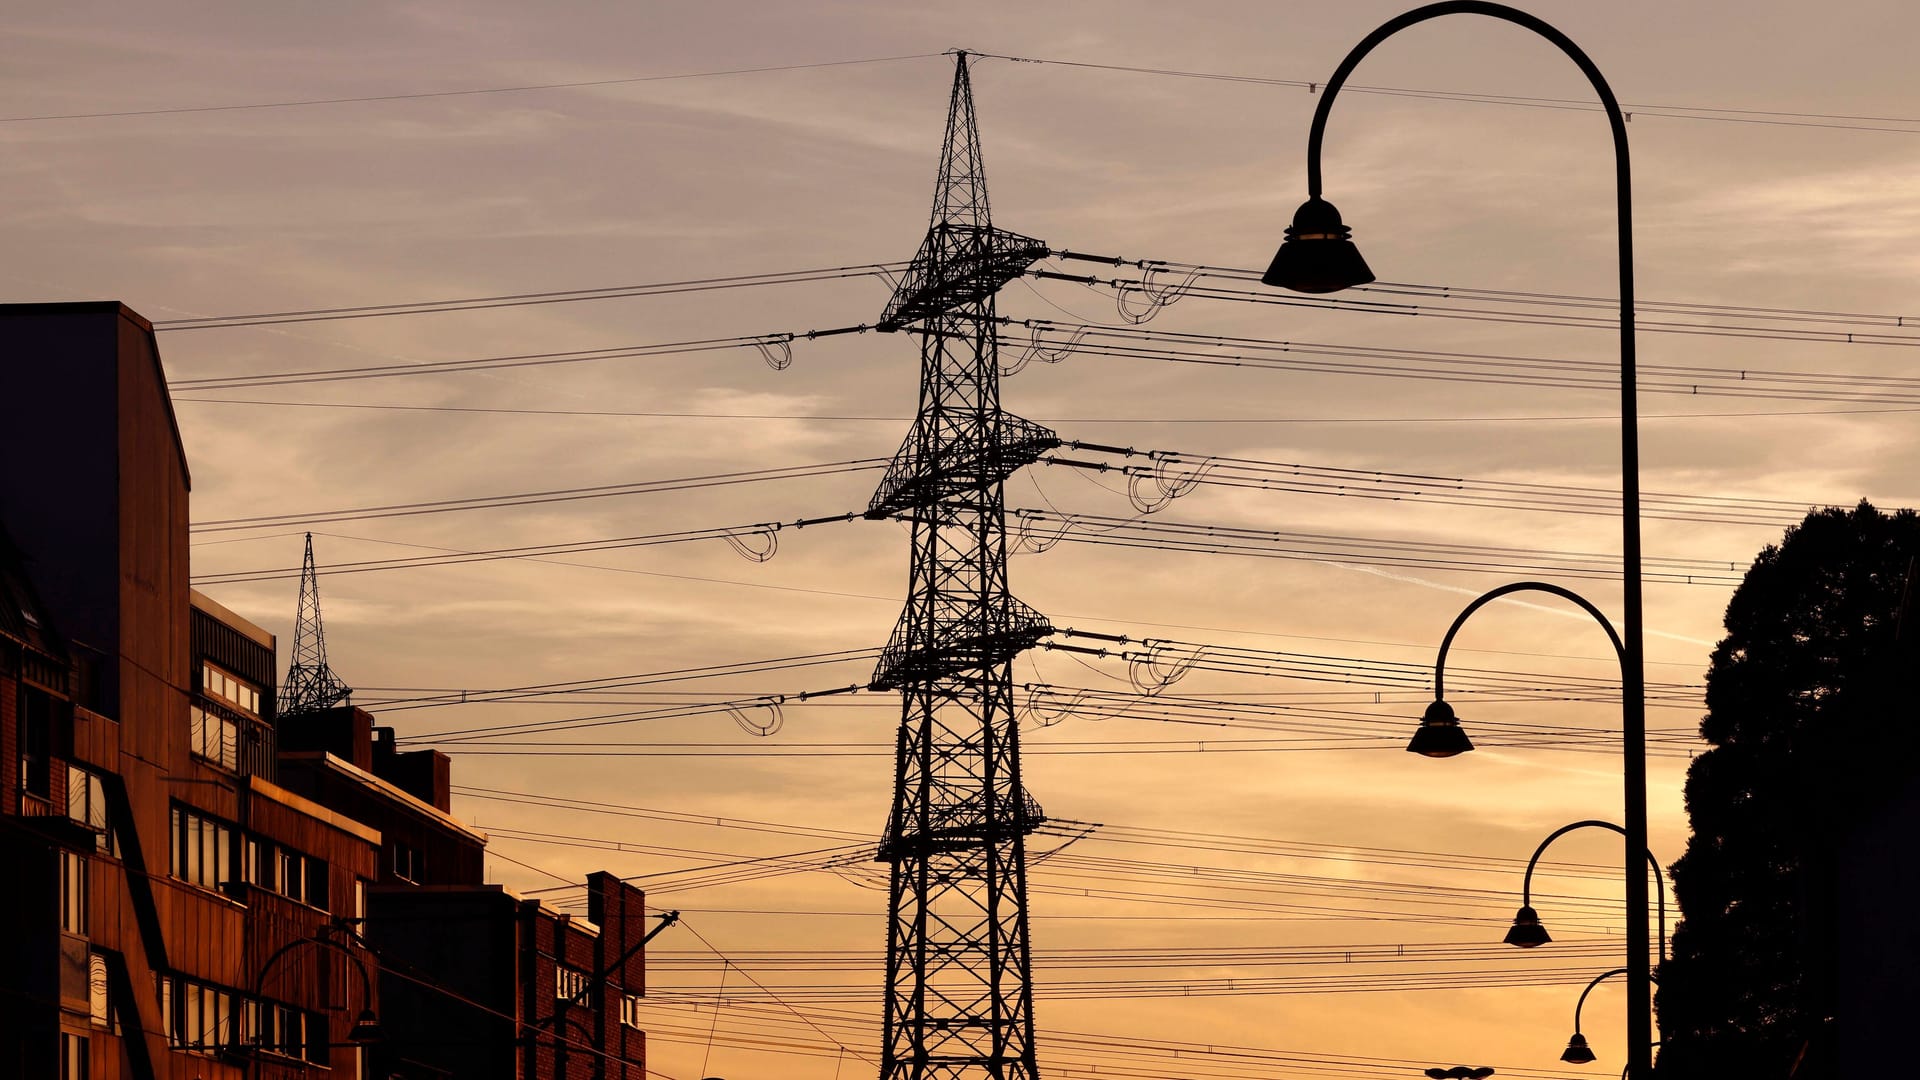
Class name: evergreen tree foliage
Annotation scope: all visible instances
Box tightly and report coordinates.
[1655,502,1918,1078]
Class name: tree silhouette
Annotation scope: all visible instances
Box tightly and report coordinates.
[1656,502,1918,1078]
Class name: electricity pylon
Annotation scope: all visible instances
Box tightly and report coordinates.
[281,532,352,718]
[868,52,1056,1080]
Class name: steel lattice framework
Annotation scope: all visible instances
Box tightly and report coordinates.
[867,53,1057,1080]
[281,532,352,717]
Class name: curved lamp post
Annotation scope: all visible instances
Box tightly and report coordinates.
[1505,819,1667,960]
[1425,1067,1495,1079]
[1268,3,1645,1072]
[252,917,381,1069]
[1561,967,1627,1064]
[1411,581,1624,760]
[1401,578,1650,1071]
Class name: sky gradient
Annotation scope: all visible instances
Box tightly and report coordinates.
[7,2,1919,1077]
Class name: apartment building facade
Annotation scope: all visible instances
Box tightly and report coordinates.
[1,302,652,1080]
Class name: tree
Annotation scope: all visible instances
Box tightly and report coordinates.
[1656,502,1918,1078]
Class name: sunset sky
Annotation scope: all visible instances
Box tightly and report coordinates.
[7,1,1920,1077]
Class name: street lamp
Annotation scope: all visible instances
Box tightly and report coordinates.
[1270,3,1647,1071]
[1505,819,1668,959]
[1395,577,1650,1067]
[1425,1068,1495,1079]
[252,917,381,1070]
[1562,968,1627,1064]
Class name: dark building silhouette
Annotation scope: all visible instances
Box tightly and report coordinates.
[1,301,653,1080]
[1833,774,1920,1076]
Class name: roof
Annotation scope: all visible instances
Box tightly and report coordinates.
[0,300,190,489]
[190,588,276,650]
[279,750,489,845]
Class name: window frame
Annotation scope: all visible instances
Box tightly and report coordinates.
[188,703,241,771]
[65,767,115,855]
[169,805,238,896]
[59,849,88,935]
[201,661,260,717]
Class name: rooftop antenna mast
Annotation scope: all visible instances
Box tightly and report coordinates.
[281,532,352,717]
[867,51,1057,1079]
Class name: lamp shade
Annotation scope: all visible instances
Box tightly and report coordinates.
[1560,1033,1596,1064]
[1407,699,1473,758]
[348,1008,381,1043]
[1504,905,1552,948]
[1261,197,1375,294]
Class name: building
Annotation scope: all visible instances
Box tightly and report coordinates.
[277,704,655,1079]
[1,301,656,1080]
[366,872,654,1080]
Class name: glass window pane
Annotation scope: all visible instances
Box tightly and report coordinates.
[88,953,108,1027]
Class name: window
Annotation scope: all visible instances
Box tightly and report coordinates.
[620,993,644,1029]
[251,1000,317,1061]
[65,767,114,854]
[59,850,88,935]
[170,807,236,894]
[19,685,53,798]
[87,952,116,1033]
[555,966,590,1003]
[201,663,259,716]
[188,704,240,770]
[59,1031,88,1080]
[249,839,329,910]
[391,840,422,884]
[158,974,318,1061]
[160,975,238,1054]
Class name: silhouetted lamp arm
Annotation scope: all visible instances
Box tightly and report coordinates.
[1271,6,1650,1076]
[1508,820,1667,962]
[1411,582,1623,759]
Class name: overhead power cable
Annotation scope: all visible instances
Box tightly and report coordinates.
[190,458,887,535]
[1005,314,1920,407]
[973,51,1920,136]
[186,440,1815,539]
[150,248,1913,343]
[1010,506,1746,585]
[1030,266,1920,350]
[1045,441,1828,528]
[192,497,1746,589]
[188,512,861,585]
[14,43,1910,140]
[154,264,900,332]
[0,55,944,124]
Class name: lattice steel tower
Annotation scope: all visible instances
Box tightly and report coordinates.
[281,532,353,717]
[867,52,1057,1080]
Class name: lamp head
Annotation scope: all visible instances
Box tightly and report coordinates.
[1560,1033,1596,1065]
[1262,197,1375,294]
[1504,904,1552,948]
[348,1008,382,1044]
[1407,699,1473,758]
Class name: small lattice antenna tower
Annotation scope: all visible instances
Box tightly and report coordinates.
[281,532,352,717]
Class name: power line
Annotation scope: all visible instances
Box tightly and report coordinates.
[189,458,886,535]
[169,394,1920,426]
[154,265,898,332]
[1011,506,1746,585]
[1033,268,1920,351]
[972,51,1920,135]
[1045,442,1829,528]
[187,511,861,585]
[0,54,943,124]
[14,43,1912,140]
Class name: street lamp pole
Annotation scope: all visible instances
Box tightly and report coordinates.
[1265,6,1648,1075]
